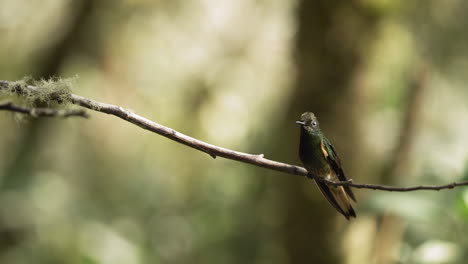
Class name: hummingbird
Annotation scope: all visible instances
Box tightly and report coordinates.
[296,112,356,219]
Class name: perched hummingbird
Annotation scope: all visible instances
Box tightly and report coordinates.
[296,112,356,219]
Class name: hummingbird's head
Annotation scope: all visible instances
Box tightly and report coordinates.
[296,112,320,133]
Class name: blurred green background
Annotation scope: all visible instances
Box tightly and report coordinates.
[1,0,468,263]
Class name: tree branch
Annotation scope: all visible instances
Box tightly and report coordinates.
[317,177,467,192]
[1,80,467,192]
[0,101,88,118]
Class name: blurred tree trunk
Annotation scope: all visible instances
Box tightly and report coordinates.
[1,0,93,189]
[0,0,93,253]
[273,1,379,263]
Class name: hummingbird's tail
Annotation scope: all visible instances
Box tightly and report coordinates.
[314,180,356,220]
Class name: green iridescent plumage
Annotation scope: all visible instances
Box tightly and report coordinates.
[297,112,356,219]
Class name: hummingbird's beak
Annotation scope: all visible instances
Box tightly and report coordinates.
[296,121,305,125]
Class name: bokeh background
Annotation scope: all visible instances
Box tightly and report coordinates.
[1,0,468,263]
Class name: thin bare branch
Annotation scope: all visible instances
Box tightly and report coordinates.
[317,177,468,192]
[1,80,467,192]
[0,101,88,118]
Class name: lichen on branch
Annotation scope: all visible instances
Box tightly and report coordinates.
[0,76,76,107]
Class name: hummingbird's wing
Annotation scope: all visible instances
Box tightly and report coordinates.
[321,137,356,202]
